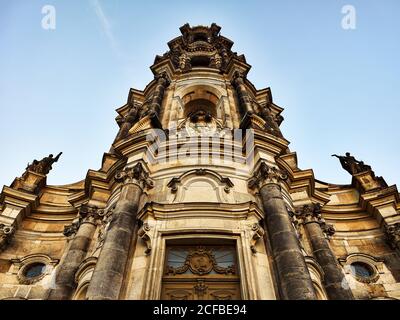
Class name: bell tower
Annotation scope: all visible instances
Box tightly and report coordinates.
[80,23,326,300]
[3,23,399,301]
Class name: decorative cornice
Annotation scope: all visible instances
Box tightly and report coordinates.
[248,162,288,190]
[137,201,263,221]
[115,162,154,190]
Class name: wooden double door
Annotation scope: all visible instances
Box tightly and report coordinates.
[161,245,241,300]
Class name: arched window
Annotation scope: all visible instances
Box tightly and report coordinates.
[184,99,216,118]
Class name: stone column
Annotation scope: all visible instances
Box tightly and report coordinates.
[232,71,254,116]
[148,73,170,118]
[86,162,153,300]
[48,205,102,300]
[296,204,353,300]
[249,162,316,300]
[114,105,140,143]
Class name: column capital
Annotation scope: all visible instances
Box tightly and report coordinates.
[79,204,105,224]
[248,162,288,190]
[63,204,104,237]
[115,162,154,190]
[295,203,335,237]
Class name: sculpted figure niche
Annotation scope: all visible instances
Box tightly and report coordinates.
[186,110,217,136]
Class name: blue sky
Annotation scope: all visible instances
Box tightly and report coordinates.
[0,0,399,187]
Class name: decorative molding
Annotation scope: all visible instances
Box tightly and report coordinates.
[248,162,288,190]
[194,279,208,299]
[250,223,265,254]
[339,253,384,284]
[138,223,152,255]
[384,223,400,250]
[96,209,114,252]
[63,220,80,237]
[11,254,59,285]
[74,256,98,284]
[153,23,236,73]
[167,168,234,194]
[0,223,15,252]
[166,246,235,276]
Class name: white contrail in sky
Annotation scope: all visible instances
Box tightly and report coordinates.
[90,0,123,57]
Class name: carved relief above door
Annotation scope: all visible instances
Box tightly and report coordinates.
[161,245,241,300]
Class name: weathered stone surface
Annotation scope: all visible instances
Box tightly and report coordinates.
[86,175,143,300]
[306,221,353,300]
[259,184,317,300]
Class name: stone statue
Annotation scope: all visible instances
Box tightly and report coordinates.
[332,152,371,175]
[258,105,283,138]
[26,152,62,175]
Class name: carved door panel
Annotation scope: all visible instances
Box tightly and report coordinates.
[161,246,241,300]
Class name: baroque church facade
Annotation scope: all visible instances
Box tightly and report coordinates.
[0,24,399,300]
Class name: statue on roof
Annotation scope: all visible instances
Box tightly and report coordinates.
[26,152,62,175]
[332,152,371,175]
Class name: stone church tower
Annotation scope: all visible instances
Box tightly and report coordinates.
[1,23,399,300]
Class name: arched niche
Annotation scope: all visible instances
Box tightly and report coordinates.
[73,256,97,300]
[167,169,234,204]
[173,85,227,121]
[305,256,328,300]
[184,99,217,118]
